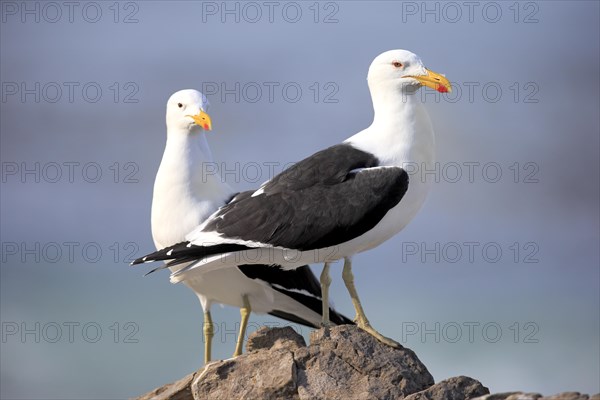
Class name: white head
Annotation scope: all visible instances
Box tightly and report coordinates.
[166,89,212,134]
[367,49,451,94]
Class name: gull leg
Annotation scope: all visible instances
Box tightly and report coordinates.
[320,262,332,328]
[233,295,251,358]
[342,257,401,348]
[203,310,214,365]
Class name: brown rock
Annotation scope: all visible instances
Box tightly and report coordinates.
[474,392,600,400]
[511,394,544,400]
[135,325,471,400]
[135,327,598,400]
[191,349,299,400]
[134,371,196,400]
[473,393,543,400]
[294,325,434,400]
[541,393,592,400]
[405,376,489,400]
[246,326,306,352]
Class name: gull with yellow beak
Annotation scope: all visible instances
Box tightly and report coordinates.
[135,49,452,347]
[145,89,352,364]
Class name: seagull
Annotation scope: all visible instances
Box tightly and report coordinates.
[134,50,451,347]
[145,89,352,364]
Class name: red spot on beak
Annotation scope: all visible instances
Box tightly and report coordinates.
[203,124,209,130]
[437,85,448,93]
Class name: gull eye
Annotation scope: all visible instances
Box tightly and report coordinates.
[177,103,183,108]
[392,61,403,68]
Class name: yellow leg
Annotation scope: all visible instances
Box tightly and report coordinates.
[342,257,401,348]
[320,262,333,327]
[233,295,251,358]
[203,310,214,365]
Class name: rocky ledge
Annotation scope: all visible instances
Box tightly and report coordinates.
[135,326,598,400]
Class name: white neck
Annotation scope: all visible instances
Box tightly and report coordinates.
[346,85,435,168]
[167,129,213,163]
[151,129,232,249]
[158,130,216,188]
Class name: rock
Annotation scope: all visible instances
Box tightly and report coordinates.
[473,393,543,400]
[134,325,596,400]
[192,349,299,400]
[135,371,196,400]
[294,325,434,399]
[405,376,489,400]
[136,325,435,400]
[541,394,593,400]
[246,326,306,352]
[473,393,600,400]
[510,394,544,400]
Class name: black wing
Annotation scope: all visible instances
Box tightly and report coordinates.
[202,143,409,251]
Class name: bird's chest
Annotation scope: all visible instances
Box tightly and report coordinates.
[151,193,215,249]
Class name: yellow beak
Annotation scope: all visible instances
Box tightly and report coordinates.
[407,68,452,93]
[187,110,212,131]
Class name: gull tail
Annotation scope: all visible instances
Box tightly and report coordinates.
[131,241,252,267]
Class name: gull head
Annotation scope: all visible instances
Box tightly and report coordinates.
[367,49,451,94]
[166,89,212,134]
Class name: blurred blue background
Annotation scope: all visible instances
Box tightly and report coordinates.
[1,1,598,398]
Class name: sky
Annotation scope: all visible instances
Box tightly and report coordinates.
[1,1,599,398]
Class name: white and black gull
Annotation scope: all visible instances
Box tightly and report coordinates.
[134,50,451,346]
[143,89,351,364]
